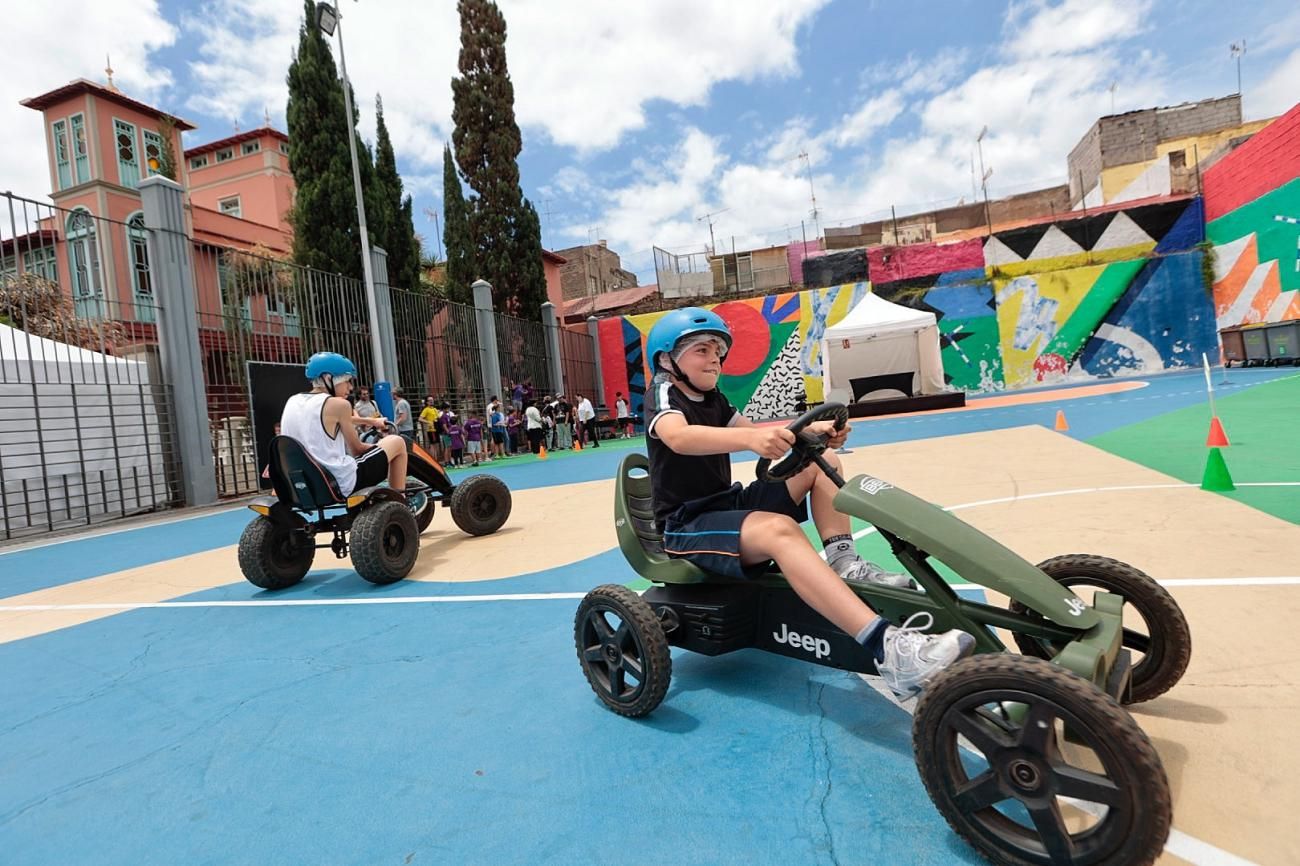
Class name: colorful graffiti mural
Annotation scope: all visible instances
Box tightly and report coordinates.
[595,181,1272,415]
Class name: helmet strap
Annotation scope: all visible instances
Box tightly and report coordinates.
[669,357,714,396]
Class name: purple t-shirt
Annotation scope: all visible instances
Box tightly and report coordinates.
[447,423,465,450]
[465,418,484,442]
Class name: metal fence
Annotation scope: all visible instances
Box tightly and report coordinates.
[558,325,597,401]
[390,286,485,415]
[188,243,377,497]
[495,310,555,396]
[1,186,603,535]
[1,192,180,540]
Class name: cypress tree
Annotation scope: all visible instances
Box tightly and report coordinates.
[373,96,421,290]
[442,143,476,304]
[513,197,547,313]
[451,0,539,317]
[285,0,360,279]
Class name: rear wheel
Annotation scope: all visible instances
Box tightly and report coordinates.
[449,474,512,536]
[914,654,1171,866]
[351,501,419,585]
[1010,555,1191,703]
[574,584,671,718]
[237,516,314,590]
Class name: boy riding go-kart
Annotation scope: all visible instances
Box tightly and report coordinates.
[238,353,511,590]
[574,309,1192,866]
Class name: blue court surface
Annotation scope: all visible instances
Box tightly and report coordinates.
[2,367,1296,865]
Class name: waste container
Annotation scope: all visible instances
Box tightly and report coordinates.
[1265,320,1300,365]
[1219,327,1246,367]
[1242,325,1272,366]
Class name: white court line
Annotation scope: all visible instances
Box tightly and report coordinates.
[844,481,1300,543]
[0,503,247,556]
[3,579,1298,613]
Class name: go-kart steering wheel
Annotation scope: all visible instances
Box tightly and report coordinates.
[755,403,849,483]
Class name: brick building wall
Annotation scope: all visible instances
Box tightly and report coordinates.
[553,242,638,301]
[1202,102,1300,222]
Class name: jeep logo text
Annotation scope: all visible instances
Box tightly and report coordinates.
[772,623,831,659]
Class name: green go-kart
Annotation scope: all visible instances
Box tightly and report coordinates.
[574,403,1192,866]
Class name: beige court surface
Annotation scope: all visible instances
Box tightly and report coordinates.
[3,425,1297,865]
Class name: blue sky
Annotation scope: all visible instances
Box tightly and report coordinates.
[3,0,1298,282]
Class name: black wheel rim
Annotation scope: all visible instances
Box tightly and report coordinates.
[270,528,307,570]
[381,520,407,563]
[936,689,1136,865]
[470,491,496,521]
[579,604,647,705]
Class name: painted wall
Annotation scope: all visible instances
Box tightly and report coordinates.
[594,197,1220,418]
[1203,104,1300,327]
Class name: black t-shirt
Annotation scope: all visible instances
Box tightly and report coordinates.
[646,380,740,525]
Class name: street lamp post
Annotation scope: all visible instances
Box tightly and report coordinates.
[317,1,386,386]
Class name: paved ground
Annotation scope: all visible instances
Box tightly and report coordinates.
[1,367,1296,866]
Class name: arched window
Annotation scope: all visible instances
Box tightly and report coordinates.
[127,212,154,322]
[66,208,103,317]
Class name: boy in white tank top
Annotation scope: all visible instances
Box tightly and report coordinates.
[280,352,407,495]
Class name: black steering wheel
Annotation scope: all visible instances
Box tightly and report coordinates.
[755,402,849,483]
[359,417,397,444]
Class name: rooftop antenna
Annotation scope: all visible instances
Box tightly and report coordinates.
[104,55,117,91]
[1229,40,1246,95]
[263,107,272,127]
[695,207,729,254]
[1108,81,1118,114]
[422,207,444,262]
[795,151,820,238]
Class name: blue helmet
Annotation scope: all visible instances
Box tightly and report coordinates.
[645,307,732,370]
[305,351,357,382]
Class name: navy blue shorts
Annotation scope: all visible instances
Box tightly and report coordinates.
[662,481,808,579]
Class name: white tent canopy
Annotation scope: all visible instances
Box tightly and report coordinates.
[0,322,169,531]
[821,290,946,404]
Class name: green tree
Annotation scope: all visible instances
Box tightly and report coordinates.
[285,0,361,279]
[451,0,541,317]
[513,197,547,312]
[373,95,422,290]
[442,143,476,304]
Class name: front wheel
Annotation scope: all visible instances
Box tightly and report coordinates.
[1010,555,1191,703]
[913,654,1171,866]
[237,516,314,590]
[449,474,512,536]
[574,585,671,718]
[351,500,419,585]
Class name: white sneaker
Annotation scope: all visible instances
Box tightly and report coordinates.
[878,612,976,699]
[838,557,915,589]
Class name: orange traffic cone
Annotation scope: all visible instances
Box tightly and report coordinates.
[538,445,548,460]
[1206,416,1230,447]
[573,438,582,451]
[1054,410,1069,432]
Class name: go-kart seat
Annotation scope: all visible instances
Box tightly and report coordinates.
[267,435,347,512]
[615,453,716,585]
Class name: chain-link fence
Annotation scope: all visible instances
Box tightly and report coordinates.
[390,287,485,415]
[495,311,555,396]
[189,242,376,496]
[1,191,179,540]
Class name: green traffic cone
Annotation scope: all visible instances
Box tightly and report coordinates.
[1201,447,1235,491]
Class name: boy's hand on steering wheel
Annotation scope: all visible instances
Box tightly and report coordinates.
[749,426,796,460]
[370,417,389,430]
[807,418,850,449]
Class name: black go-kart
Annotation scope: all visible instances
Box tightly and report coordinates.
[575,403,1192,866]
[238,427,511,590]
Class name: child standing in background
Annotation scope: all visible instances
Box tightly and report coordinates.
[465,413,486,465]
[446,414,466,467]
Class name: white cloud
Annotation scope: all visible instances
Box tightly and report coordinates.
[570,0,1177,282]
[0,1,177,204]
[1251,47,1300,118]
[832,91,905,148]
[179,0,828,170]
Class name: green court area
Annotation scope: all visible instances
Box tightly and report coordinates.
[1088,373,1300,525]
